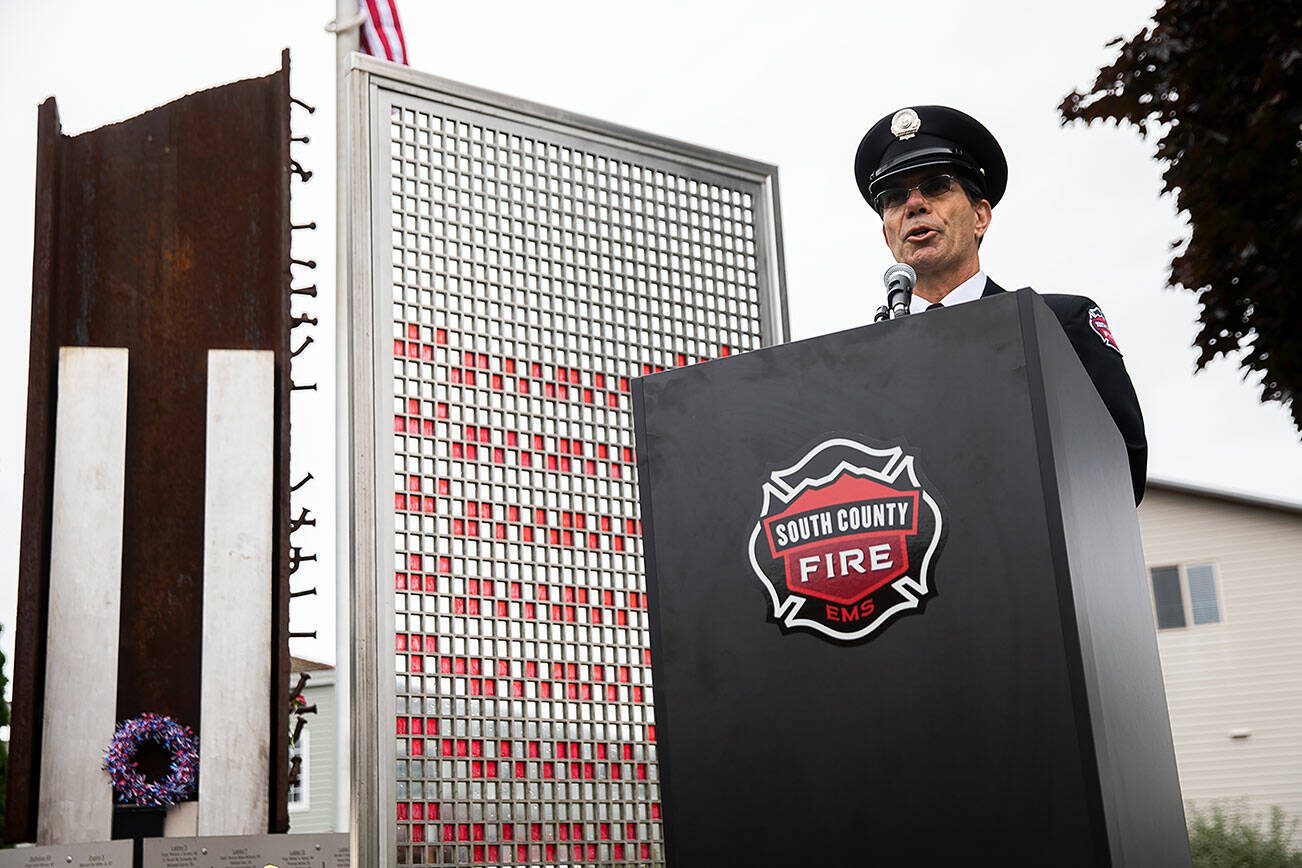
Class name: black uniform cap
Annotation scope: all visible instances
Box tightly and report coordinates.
[855,105,1007,213]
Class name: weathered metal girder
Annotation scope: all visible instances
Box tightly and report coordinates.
[7,51,294,840]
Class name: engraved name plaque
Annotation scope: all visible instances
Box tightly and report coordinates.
[0,840,133,868]
[142,833,349,868]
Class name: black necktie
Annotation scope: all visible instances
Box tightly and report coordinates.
[927,302,944,311]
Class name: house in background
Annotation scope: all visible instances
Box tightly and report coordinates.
[1139,480,1302,841]
[289,657,337,834]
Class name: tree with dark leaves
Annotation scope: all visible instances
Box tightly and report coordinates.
[1059,1,1301,430]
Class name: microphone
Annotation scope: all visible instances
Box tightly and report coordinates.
[883,263,916,320]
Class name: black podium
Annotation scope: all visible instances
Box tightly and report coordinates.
[632,290,1190,866]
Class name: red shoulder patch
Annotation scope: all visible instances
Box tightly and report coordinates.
[1088,306,1121,353]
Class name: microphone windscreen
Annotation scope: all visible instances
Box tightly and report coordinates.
[883,262,917,291]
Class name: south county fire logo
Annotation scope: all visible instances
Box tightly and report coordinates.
[747,437,946,643]
[1088,305,1121,353]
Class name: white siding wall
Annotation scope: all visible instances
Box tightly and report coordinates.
[1138,487,1302,840]
[289,677,338,834]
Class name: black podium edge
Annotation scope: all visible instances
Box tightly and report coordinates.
[631,378,680,867]
[1016,289,1113,865]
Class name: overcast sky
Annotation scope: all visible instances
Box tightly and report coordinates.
[1,0,1297,669]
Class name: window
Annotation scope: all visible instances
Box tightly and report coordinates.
[1151,566,1184,629]
[288,728,310,812]
[1149,563,1221,629]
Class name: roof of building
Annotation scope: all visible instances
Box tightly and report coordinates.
[1147,478,1302,517]
[291,655,335,673]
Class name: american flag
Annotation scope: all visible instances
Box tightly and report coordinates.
[359,0,408,65]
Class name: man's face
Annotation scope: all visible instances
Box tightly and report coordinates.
[879,169,991,278]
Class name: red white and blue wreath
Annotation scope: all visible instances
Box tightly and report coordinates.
[102,713,199,806]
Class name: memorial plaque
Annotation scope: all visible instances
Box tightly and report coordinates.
[142,833,349,868]
[0,839,133,868]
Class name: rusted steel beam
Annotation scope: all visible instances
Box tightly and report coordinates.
[7,95,64,846]
[6,52,294,841]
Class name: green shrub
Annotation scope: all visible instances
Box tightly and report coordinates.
[1187,801,1302,868]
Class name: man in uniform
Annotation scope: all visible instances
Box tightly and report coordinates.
[854,105,1148,504]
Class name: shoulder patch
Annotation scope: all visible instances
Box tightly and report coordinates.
[1087,306,1121,353]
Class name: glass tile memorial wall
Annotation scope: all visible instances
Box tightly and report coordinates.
[367,82,784,867]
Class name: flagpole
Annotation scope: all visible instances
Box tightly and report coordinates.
[330,0,362,845]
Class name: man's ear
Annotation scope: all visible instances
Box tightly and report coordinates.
[881,222,889,246]
[973,199,992,240]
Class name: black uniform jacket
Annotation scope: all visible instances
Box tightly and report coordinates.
[982,278,1148,504]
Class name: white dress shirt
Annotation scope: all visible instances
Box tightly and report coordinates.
[908,269,987,314]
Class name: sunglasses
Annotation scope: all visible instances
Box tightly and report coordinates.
[874,173,964,212]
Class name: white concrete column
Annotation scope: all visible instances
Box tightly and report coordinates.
[38,347,129,845]
[197,349,275,835]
